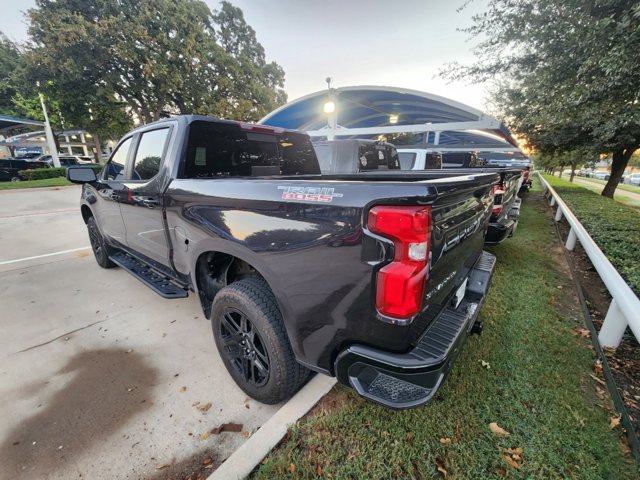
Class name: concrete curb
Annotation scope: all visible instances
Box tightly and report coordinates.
[208,375,337,480]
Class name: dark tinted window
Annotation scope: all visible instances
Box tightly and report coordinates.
[182,121,320,178]
[105,137,132,181]
[132,128,169,180]
[59,157,78,166]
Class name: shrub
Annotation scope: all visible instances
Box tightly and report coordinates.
[543,174,640,296]
[18,168,66,180]
[18,165,102,181]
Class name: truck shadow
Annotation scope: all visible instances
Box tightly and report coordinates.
[0,348,158,478]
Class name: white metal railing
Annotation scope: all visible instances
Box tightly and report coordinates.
[537,172,640,348]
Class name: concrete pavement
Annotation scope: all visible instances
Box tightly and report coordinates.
[0,187,281,479]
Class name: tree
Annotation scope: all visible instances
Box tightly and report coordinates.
[0,34,21,117]
[444,0,640,198]
[26,0,287,128]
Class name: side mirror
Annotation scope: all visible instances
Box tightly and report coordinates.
[67,166,98,184]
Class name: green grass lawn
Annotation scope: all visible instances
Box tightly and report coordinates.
[252,186,637,479]
[543,174,640,296]
[0,177,72,190]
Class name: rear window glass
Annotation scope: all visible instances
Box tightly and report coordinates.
[182,121,320,178]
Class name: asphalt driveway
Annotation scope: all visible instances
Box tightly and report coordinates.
[0,186,280,479]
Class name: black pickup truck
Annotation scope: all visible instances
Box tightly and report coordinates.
[68,115,499,409]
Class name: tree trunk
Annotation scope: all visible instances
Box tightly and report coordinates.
[570,163,576,182]
[602,146,637,198]
[92,133,102,164]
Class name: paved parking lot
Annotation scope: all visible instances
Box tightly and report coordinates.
[0,186,280,479]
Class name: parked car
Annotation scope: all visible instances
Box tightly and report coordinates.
[44,156,80,168]
[67,115,500,409]
[0,158,47,182]
[592,171,610,180]
[624,173,640,186]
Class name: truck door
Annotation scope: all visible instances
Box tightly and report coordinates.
[93,137,132,244]
[119,127,171,267]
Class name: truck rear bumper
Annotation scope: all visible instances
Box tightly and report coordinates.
[485,198,521,245]
[334,251,496,409]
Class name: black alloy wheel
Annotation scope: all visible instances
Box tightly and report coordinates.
[87,216,116,268]
[219,307,270,387]
[210,278,310,404]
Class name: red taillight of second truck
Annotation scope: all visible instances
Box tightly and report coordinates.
[492,184,505,214]
[367,206,431,319]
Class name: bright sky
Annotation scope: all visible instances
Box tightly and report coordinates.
[0,0,490,110]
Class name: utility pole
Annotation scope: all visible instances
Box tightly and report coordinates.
[324,77,337,141]
[39,93,60,168]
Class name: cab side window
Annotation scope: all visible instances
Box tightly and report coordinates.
[131,128,170,180]
[105,137,132,181]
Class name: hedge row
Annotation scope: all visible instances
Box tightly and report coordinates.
[543,174,640,296]
[18,165,102,180]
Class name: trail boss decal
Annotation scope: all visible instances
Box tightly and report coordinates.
[278,186,343,203]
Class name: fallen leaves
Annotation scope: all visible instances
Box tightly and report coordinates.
[501,446,524,469]
[211,422,244,434]
[193,402,212,413]
[198,431,211,441]
[480,360,491,369]
[179,386,187,393]
[577,328,591,338]
[435,457,447,477]
[609,416,621,429]
[489,422,510,437]
[287,463,296,474]
[502,454,521,469]
[455,424,462,441]
[593,360,603,376]
[156,464,171,470]
[439,437,451,445]
[406,431,415,442]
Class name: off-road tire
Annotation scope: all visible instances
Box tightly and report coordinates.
[211,278,310,404]
[87,216,116,268]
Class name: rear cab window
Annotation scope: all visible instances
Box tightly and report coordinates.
[180,121,320,178]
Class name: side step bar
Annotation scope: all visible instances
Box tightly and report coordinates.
[109,251,188,299]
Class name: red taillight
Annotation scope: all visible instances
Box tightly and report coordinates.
[368,206,431,319]
[492,184,505,213]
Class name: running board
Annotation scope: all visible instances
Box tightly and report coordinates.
[109,252,188,299]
